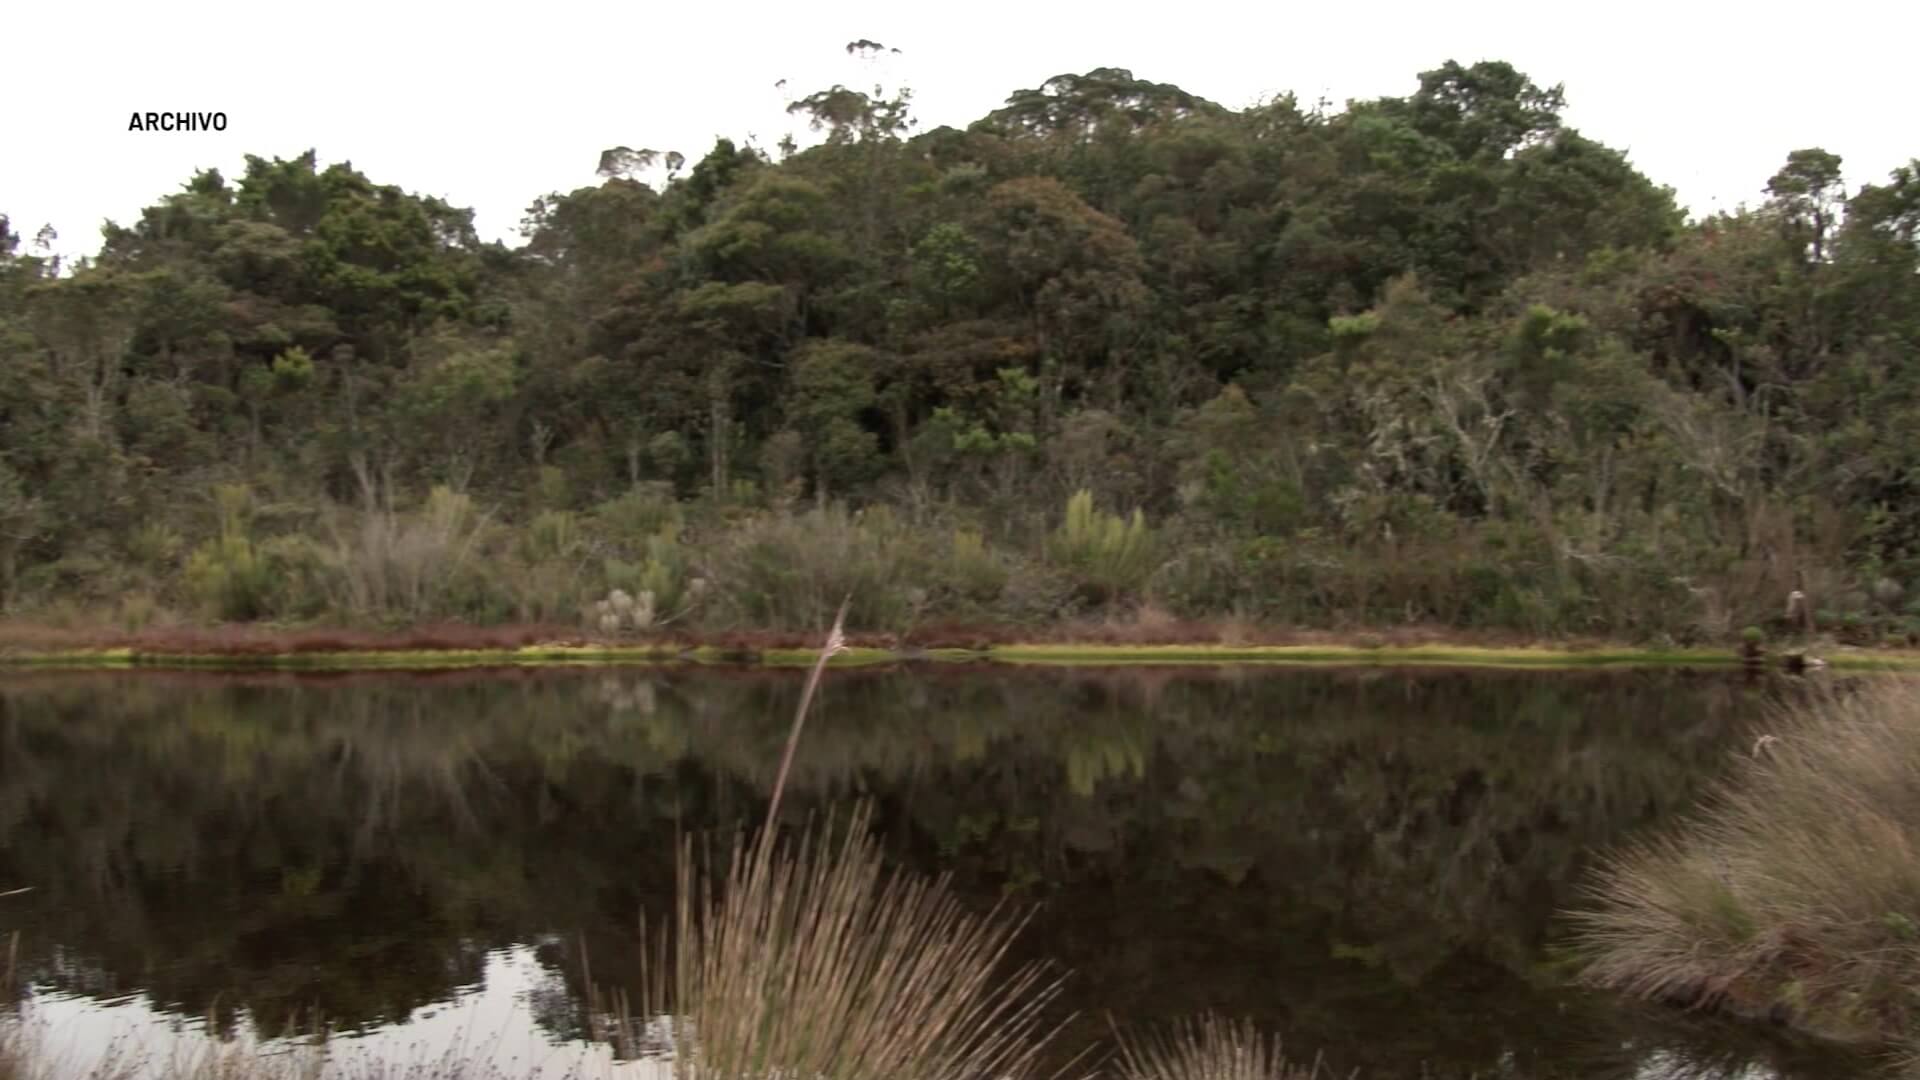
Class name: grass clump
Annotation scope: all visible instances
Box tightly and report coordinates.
[182,486,281,621]
[621,597,1066,1080]
[1114,1014,1335,1080]
[1571,678,1920,1043]
[640,802,1064,1080]
[705,504,938,631]
[633,601,1064,1079]
[325,487,493,622]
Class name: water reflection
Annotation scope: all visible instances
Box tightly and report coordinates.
[0,666,1878,1077]
[17,944,655,1079]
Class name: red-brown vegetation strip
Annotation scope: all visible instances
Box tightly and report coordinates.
[0,621,592,656]
[0,617,1635,659]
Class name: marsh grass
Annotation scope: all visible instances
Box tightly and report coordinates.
[623,597,1071,1080]
[1571,678,1920,1043]
[1113,1015,1338,1080]
[633,803,1066,1080]
[325,489,494,622]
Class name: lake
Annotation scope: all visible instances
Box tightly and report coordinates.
[0,665,1881,1078]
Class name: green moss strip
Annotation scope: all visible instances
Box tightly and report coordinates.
[984,643,1743,667]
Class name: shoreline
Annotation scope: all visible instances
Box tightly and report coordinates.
[3,621,1917,672]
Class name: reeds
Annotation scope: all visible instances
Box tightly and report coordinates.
[635,594,1069,1080]
[642,802,1065,1080]
[1571,678,1920,1042]
[1113,1015,1336,1080]
[325,487,493,622]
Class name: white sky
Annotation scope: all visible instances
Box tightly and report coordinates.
[7,0,1916,262]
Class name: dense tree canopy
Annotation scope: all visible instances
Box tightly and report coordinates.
[2,57,1916,641]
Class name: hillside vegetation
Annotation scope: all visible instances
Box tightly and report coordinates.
[3,57,1917,643]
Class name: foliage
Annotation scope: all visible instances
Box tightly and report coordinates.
[702,504,936,631]
[322,487,493,623]
[183,486,281,620]
[1048,490,1156,606]
[1,58,1916,641]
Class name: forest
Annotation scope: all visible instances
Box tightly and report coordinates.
[2,56,1917,643]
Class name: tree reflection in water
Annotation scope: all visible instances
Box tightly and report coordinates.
[0,666,1875,1078]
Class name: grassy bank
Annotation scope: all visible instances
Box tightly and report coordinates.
[1571,678,1920,1049]
[4,617,1917,671]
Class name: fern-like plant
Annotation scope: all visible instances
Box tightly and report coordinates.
[1048,489,1158,606]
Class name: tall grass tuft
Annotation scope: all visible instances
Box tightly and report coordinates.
[1114,1014,1332,1080]
[705,504,933,631]
[633,596,1067,1080]
[324,487,492,622]
[1048,491,1156,607]
[183,485,276,621]
[1571,677,1920,1042]
[643,802,1065,1080]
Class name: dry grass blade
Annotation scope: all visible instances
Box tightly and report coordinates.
[763,594,850,834]
[636,591,1067,1080]
[645,801,1066,1080]
[1114,1014,1335,1080]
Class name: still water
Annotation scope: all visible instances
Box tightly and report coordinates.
[0,665,1880,1078]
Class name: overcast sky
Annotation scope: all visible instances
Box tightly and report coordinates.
[8,0,1916,262]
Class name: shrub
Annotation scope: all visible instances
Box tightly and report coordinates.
[519,510,582,564]
[594,484,682,540]
[124,521,184,570]
[116,590,160,632]
[1047,490,1157,607]
[532,464,572,510]
[324,486,495,622]
[257,535,332,619]
[703,504,936,631]
[933,527,1010,611]
[1151,535,1280,620]
[184,485,277,620]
